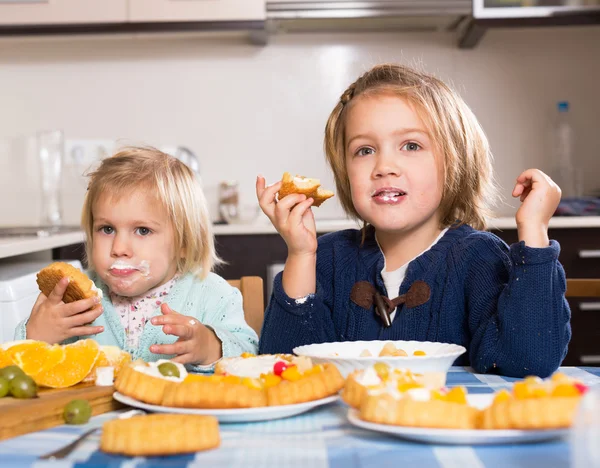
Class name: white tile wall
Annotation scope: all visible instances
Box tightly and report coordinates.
[0,27,599,226]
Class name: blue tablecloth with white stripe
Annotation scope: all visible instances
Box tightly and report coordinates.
[1,366,599,468]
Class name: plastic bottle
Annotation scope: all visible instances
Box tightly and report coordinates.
[550,101,578,198]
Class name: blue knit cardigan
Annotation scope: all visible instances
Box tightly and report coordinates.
[259,224,571,378]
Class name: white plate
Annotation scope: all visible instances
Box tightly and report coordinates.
[346,394,570,445]
[113,392,339,423]
[293,340,466,379]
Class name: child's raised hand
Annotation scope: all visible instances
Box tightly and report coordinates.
[512,168,561,248]
[150,304,222,365]
[256,175,317,256]
[26,277,104,344]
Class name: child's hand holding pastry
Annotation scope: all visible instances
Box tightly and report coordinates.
[150,304,222,365]
[26,277,104,344]
[256,175,318,257]
[512,168,562,248]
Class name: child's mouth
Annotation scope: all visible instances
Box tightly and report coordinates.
[371,188,406,204]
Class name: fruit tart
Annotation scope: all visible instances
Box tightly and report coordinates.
[342,362,446,409]
[359,381,479,429]
[480,372,588,430]
[115,359,187,405]
[162,353,345,409]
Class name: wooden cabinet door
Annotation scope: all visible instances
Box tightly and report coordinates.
[0,0,127,25]
[128,0,265,22]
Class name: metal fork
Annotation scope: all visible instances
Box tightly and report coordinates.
[38,410,145,460]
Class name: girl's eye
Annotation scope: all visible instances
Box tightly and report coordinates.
[136,227,151,236]
[356,147,375,157]
[100,226,114,235]
[402,142,421,151]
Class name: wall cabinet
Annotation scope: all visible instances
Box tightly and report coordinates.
[0,0,127,26]
[0,0,265,26]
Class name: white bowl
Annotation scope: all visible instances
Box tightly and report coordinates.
[293,340,466,380]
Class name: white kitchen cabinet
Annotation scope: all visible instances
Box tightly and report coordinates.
[0,0,127,26]
[128,0,265,22]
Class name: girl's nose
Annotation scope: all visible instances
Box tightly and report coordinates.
[111,233,132,257]
[372,151,401,179]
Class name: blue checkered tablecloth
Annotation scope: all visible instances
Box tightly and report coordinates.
[1,366,599,468]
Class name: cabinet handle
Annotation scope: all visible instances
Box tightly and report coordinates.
[578,250,600,258]
[581,355,600,364]
[579,302,600,311]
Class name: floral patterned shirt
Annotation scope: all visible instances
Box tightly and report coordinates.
[110,276,179,348]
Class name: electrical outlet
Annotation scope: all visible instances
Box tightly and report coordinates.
[65,139,116,167]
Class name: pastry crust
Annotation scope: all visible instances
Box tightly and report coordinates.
[163,377,268,408]
[267,363,345,406]
[360,393,479,430]
[341,371,370,409]
[479,396,581,430]
[278,172,334,207]
[36,262,99,303]
[114,363,174,406]
[100,414,220,456]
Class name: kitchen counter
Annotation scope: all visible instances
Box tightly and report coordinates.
[0,231,85,260]
[214,216,600,235]
[0,216,599,259]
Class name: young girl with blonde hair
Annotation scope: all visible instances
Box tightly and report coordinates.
[257,64,570,378]
[21,147,258,369]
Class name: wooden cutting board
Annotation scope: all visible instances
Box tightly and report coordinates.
[0,383,124,441]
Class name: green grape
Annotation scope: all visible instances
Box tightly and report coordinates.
[9,375,38,399]
[0,365,25,382]
[63,399,93,425]
[0,377,9,398]
[158,362,180,378]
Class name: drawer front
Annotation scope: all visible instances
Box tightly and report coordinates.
[564,298,600,366]
[491,227,600,279]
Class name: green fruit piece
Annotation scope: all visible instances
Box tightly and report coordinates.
[0,377,9,398]
[9,375,38,399]
[63,399,93,425]
[158,362,180,378]
[0,365,26,382]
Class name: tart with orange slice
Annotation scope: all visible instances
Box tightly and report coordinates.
[480,372,588,430]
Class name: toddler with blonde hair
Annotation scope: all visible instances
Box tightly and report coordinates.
[21,147,258,370]
[257,63,570,378]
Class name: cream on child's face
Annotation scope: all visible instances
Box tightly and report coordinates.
[345,94,443,236]
[91,190,178,297]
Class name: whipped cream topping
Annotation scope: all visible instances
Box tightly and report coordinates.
[109,260,151,277]
[293,176,319,188]
[95,366,114,386]
[90,282,103,299]
[221,355,289,378]
[355,367,381,386]
[133,359,187,382]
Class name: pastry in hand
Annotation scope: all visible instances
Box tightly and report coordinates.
[36,262,103,303]
[278,172,334,207]
[479,372,588,430]
[100,414,220,456]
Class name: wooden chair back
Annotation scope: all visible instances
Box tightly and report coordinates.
[227,276,264,337]
[565,279,600,298]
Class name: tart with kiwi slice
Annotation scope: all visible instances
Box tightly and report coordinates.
[114,360,187,406]
[163,353,344,409]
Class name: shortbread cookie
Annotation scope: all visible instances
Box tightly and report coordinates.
[36,262,102,303]
[479,373,587,430]
[278,172,334,207]
[115,360,187,405]
[100,414,219,456]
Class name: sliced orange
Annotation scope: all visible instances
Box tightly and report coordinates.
[6,341,49,362]
[0,347,13,368]
[35,339,100,388]
[83,346,131,383]
[12,344,66,377]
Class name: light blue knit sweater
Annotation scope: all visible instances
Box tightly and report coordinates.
[15,271,258,371]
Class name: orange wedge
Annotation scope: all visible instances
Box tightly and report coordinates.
[83,346,131,383]
[12,343,67,377]
[35,339,100,388]
[0,347,13,368]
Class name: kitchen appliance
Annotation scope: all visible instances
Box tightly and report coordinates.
[0,259,82,343]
